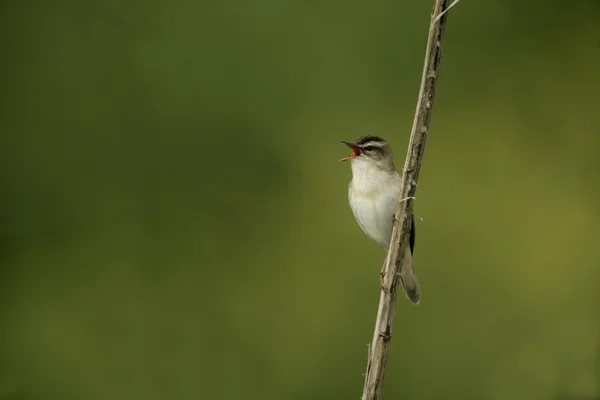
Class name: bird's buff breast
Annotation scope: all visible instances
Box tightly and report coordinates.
[348,176,400,250]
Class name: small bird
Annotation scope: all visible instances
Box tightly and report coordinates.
[340,136,420,304]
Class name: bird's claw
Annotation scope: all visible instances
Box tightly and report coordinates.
[380,271,389,294]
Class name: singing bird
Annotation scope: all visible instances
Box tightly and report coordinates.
[340,136,420,304]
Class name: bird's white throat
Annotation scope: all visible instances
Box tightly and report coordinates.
[349,158,400,197]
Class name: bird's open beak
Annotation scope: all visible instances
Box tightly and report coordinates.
[339,141,362,162]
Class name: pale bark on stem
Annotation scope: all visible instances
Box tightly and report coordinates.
[360,1,455,399]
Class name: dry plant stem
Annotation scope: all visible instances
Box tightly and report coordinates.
[361,1,453,399]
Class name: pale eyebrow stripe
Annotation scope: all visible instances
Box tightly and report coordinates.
[360,141,385,149]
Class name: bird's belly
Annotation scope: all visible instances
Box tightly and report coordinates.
[350,193,396,249]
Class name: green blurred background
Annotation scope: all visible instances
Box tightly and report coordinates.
[2,0,600,399]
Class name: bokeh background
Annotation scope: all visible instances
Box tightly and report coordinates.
[2,0,600,399]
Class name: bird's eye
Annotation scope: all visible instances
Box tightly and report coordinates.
[364,146,374,151]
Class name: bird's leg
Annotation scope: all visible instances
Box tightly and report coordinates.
[392,197,416,224]
[380,260,389,294]
[385,197,416,293]
[380,272,389,294]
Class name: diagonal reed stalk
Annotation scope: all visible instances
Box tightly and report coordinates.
[361,1,457,399]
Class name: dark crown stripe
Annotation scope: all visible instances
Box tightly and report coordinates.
[355,135,386,145]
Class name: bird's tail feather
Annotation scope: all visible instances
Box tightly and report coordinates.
[400,246,420,304]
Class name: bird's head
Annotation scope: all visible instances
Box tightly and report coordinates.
[339,135,395,172]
